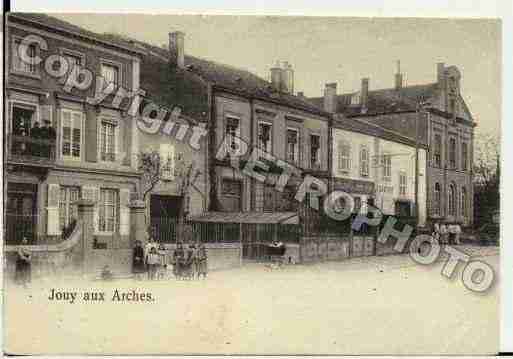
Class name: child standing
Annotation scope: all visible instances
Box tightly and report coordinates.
[146,247,159,280]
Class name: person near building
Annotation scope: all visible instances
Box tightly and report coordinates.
[440,223,449,244]
[146,247,160,281]
[172,242,185,279]
[132,240,145,280]
[432,222,441,243]
[196,242,208,279]
[157,242,168,280]
[15,238,31,287]
[29,121,42,157]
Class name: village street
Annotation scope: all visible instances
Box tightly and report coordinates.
[4,245,499,355]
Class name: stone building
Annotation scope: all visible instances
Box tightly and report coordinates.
[309,62,475,227]
[5,14,144,272]
[330,115,428,225]
[128,32,331,227]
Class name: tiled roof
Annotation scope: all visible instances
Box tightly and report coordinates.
[131,40,330,118]
[308,83,439,116]
[189,211,299,224]
[333,116,426,148]
[8,13,144,55]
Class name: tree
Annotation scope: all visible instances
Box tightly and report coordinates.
[137,149,203,239]
[473,132,500,227]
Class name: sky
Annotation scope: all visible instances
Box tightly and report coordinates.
[54,14,501,137]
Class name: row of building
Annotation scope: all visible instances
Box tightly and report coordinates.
[5,13,475,248]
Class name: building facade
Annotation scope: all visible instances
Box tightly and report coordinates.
[331,118,427,225]
[5,13,144,251]
[309,62,474,227]
[132,33,331,227]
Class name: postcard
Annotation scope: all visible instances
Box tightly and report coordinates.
[3,12,501,355]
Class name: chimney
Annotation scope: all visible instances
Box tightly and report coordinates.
[169,31,185,69]
[437,62,445,84]
[270,61,282,91]
[360,78,369,109]
[281,61,294,94]
[323,82,338,113]
[395,60,403,90]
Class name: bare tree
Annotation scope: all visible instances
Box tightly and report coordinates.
[137,150,203,240]
[474,132,500,187]
[474,132,500,227]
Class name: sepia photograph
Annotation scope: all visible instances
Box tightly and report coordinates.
[3,11,501,355]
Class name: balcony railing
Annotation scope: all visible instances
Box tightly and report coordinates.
[7,134,56,165]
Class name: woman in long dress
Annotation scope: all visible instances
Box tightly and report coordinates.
[132,240,145,280]
[197,243,208,279]
[15,238,31,287]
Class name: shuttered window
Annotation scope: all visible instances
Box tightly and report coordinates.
[101,63,119,86]
[286,128,299,163]
[59,186,80,229]
[338,141,351,173]
[12,37,38,74]
[99,121,116,161]
[99,188,118,232]
[61,109,83,159]
[399,172,407,196]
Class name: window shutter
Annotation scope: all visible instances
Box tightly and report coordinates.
[47,183,61,235]
[119,188,130,235]
[82,186,99,233]
[84,108,98,162]
[40,105,53,126]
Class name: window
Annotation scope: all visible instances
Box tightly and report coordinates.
[61,110,83,159]
[101,63,119,86]
[433,182,441,216]
[159,143,175,180]
[448,183,456,216]
[12,37,38,74]
[258,122,272,153]
[399,172,407,196]
[99,121,116,161]
[461,187,468,218]
[225,116,240,152]
[434,134,442,167]
[449,138,457,169]
[382,154,392,181]
[338,141,351,173]
[59,186,80,229]
[360,145,369,177]
[310,134,321,168]
[99,188,118,232]
[461,142,468,171]
[286,128,299,163]
[221,179,242,212]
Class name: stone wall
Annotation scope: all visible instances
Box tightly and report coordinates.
[4,224,83,281]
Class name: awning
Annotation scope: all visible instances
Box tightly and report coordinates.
[189,211,299,224]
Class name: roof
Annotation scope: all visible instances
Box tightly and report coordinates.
[121,37,330,118]
[308,83,438,116]
[333,116,427,148]
[8,13,145,56]
[189,211,299,224]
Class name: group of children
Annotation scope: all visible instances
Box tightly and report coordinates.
[132,238,208,280]
[432,222,462,245]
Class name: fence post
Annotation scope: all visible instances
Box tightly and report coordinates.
[76,199,95,276]
[129,200,148,246]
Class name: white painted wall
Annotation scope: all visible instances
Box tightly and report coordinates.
[332,127,427,226]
